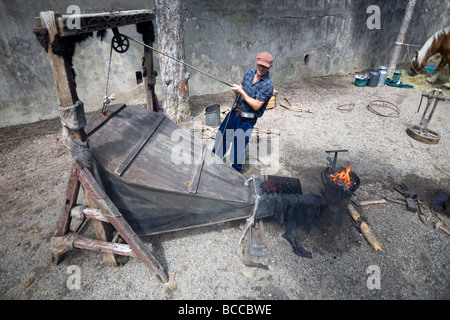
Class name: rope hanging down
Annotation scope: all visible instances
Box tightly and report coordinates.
[124,34,233,87]
[102,41,114,114]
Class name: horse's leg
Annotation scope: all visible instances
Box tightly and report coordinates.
[445,55,450,89]
[444,72,450,89]
[426,56,448,83]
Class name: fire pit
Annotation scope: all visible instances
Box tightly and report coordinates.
[319,150,360,233]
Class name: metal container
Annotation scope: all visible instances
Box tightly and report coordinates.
[319,167,360,231]
[367,68,380,87]
[377,66,388,86]
[205,104,221,127]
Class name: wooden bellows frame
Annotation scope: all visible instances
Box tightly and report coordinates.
[36,9,168,283]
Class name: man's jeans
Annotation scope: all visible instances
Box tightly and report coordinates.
[212,111,255,172]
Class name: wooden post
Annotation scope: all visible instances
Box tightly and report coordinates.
[143,35,155,111]
[39,11,87,142]
[155,0,190,121]
[387,0,417,79]
[136,20,159,112]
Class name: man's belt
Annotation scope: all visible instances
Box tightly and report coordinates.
[240,111,255,120]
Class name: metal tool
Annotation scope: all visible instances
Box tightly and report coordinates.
[248,223,267,257]
[406,89,449,144]
[135,57,147,85]
[393,184,418,213]
[213,95,239,157]
[325,149,348,170]
[350,194,361,206]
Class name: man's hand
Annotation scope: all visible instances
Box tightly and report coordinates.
[230,84,243,95]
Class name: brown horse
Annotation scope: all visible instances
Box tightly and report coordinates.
[409,27,450,88]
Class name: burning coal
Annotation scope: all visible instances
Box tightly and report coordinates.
[329,165,358,190]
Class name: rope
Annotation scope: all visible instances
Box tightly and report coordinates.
[125,34,233,87]
[102,41,114,114]
[399,42,421,75]
[235,175,261,251]
[395,42,422,48]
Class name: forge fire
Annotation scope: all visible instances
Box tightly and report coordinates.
[329,165,358,190]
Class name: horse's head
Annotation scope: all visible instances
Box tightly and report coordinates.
[409,51,424,76]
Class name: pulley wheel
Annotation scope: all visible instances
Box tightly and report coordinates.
[112,34,130,53]
[406,125,441,145]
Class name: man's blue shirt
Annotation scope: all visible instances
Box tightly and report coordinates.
[236,69,274,118]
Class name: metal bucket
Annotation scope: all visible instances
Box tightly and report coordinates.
[205,104,220,127]
[367,68,380,87]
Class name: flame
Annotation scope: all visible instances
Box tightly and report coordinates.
[329,165,355,189]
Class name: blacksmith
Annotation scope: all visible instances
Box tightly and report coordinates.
[213,52,274,172]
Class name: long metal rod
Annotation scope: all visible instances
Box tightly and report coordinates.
[126,34,233,87]
[213,95,238,157]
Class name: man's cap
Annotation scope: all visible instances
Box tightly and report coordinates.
[256,52,273,68]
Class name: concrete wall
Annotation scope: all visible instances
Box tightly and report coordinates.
[0,0,448,127]
[184,0,449,94]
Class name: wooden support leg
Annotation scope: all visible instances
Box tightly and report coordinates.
[55,162,80,237]
[79,165,119,267]
[109,215,168,283]
[51,163,80,264]
[51,160,169,283]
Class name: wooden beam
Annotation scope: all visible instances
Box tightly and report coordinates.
[74,236,136,257]
[59,10,155,37]
[114,113,165,176]
[79,166,107,200]
[188,147,207,194]
[40,11,78,107]
[111,215,169,283]
[36,10,155,36]
[54,162,81,238]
